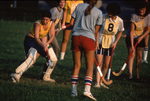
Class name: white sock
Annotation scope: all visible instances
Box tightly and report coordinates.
[71,75,78,94]
[143,47,148,61]
[59,52,65,60]
[84,76,92,93]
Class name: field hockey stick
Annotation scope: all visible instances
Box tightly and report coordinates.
[46,24,71,65]
[106,47,114,81]
[112,41,138,76]
[55,24,71,35]
[94,58,113,85]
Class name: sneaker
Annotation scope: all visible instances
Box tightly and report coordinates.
[11,77,17,83]
[93,83,100,88]
[142,60,148,63]
[100,83,109,89]
[10,73,20,82]
[83,92,96,101]
[71,93,78,97]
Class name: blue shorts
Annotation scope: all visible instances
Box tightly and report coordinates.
[125,37,145,48]
[24,36,47,57]
[96,44,113,56]
[65,23,73,30]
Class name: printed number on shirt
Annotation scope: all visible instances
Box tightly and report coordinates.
[108,23,114,32]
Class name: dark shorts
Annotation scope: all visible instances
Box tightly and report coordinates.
[65,23,73,30]
[96,44,113,56]
[24,36,47,57]
[125,37,145,48]
[71,35,95,52]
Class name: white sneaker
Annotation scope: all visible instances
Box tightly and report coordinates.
[93,83,100,88]
[142,60,148,63]
[10,73,20,82]
[83,91,97,101]
[100,83,109,89]
[71,93,78,97]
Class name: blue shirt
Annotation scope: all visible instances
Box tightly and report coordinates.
[71,3,102,41]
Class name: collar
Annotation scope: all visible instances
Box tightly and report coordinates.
[108,16,118,23]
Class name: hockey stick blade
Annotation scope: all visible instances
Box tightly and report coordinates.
[97,66,113,85]
[112,42,138,76]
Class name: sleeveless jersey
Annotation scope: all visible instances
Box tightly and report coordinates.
[131,17,145,36]
[30,20,52,39]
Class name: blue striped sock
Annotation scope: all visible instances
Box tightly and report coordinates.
[71,75,78,94]
[84,76,92,93]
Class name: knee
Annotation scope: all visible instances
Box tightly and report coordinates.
[62,38,69,43]
[102,63,109,70]
[137,55,142,61]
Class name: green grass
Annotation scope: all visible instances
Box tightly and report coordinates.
[0,20,150,101]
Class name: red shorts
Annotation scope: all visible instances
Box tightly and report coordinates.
[71,35,95,52]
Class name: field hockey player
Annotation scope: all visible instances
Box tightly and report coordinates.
[70,0,102,100]
[94,2,124,89]
[10,10,57,83]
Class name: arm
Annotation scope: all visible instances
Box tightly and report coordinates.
[34,23,46,50]
[70,17,75,26]
[62,8,67,26]
[111,31,122,49]
[130,22,135,51]
[138,26,150,43]
[58,20,62,29]
[95,25,101,50]
[47,22,55,46]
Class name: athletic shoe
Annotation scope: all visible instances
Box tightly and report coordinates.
[100,83,109,89]
[83,91,96,101]
[11,77,17,83]
[93,83,100,88]
[71,93,78,97]
[142,60,148,63]
[10,73,20,82]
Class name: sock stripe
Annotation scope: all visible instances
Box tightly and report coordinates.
[85,83,91,86]
[144,47,148,51]
[71,75,78,85]
[84,76,92,81]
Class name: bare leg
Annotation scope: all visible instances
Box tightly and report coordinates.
[60,29,72,60]
[100,55,111,83]
[95,54,103,85]
[136,47,144,79]
[127,47,135,79]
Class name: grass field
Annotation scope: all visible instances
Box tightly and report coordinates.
[0,20,150,101]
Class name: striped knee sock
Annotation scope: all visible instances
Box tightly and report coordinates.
[84,76,92,93]
[71,75,78,94]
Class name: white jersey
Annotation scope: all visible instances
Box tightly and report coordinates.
[98,13,125,45]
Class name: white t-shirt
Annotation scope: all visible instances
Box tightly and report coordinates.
[98,13,125,44]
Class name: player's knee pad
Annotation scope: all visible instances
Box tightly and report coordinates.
[48,47,58,63]
[15,47,37,73]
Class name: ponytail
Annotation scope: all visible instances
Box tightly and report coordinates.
[85,0,97,16]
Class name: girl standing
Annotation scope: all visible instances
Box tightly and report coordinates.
[70,0,102,100]
[94,2,124,89]
[59,0,84,60]
[125,1,150,80]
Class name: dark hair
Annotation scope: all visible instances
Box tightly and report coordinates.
[85,0,98,16]
[106,2,121,16]
[134,1,149,17]
[56,0,66,3]
[41,10,51,18]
